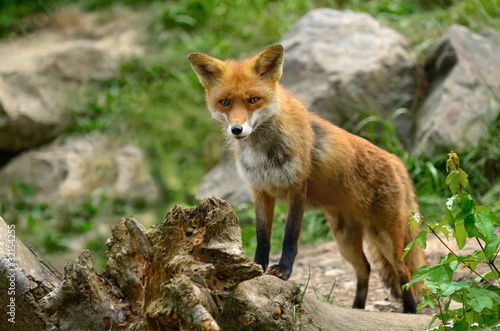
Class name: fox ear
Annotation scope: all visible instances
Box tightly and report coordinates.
[252,44,284,82]
[188,53,224,88]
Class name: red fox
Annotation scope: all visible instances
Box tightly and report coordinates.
[188,44,426,313]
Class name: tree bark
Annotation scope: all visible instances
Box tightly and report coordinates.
[0,197,434,330]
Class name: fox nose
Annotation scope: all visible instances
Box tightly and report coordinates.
[231,125,243,135]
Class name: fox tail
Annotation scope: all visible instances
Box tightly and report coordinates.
[370,223,427,299]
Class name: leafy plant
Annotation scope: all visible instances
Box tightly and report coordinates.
[404,151,500,330]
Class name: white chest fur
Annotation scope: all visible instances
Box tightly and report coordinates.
[234,133,300,191]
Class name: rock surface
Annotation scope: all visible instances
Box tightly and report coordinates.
[413,25,500,155]
[0,7,144,153]
[0,134,158,203]
[280,9,416,127]
[197,155,254,207]
[0,42,110,152]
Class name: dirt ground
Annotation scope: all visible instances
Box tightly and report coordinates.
[270,233,493,316]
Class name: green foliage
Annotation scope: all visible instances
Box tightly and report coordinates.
[459,110,500,211]
[1,182,144,269]
[0,0,63,38]
[404,152,500,330]
[76,0,154,11]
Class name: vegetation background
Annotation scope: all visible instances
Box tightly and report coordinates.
[1,0,499,270]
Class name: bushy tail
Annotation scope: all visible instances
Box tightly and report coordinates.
[403,222,427,297]
[369,224,427,299]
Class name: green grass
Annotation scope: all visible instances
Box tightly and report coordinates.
[1,0,499,265]
[0,182,145,270]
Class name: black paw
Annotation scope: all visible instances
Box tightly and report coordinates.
[267,264,292,280]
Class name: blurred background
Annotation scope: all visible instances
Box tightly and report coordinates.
[0,0,499,272]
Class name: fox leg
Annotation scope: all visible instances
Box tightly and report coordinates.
[252,189,276,272]
[324,208,371,309]
[268,182,307,280]
[381,250,417,313]
[368,219,417,314]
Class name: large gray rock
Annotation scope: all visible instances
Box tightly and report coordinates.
[0,43,112,152]
[280,9,416,128]
[0,134,158,203]
[196,156,254,207]
[0,7,145,153]
[413,25,500,155]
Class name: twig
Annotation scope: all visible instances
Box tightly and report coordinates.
[436,294,448,331]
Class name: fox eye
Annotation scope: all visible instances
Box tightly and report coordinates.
[219,100,230,107]
[248,97,260,104]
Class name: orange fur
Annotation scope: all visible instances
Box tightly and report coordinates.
[189,45,426,313]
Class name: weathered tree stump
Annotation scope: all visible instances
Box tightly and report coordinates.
[0,196,434,330]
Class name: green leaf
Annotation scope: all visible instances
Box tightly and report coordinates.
[476,270,500,284]
[406,264,453,288]
[476,205,493,213]
[445,195,458,227]
[474,211,498,242]
[28,214,37,229]
[452,318,469,331]
[11,181,34,200]
[440,252,458,265]
[449,260,459,272]
[484,234,500,261]
[436,218,452,239]
[416,230,428,249]
[454,221,468,250]
[402,239,415,261]
[446,195,458,210]
[458,168,469,190]
[458,251,485,271]
[446,170,461,194]
[467,286,499,313]
[408,211,423,231]
[417,293,436,310]
[439,280,471,296]
[455,193,475,221]
[458,193,474,212]
[437,217,452,239]
[464,215,484,240]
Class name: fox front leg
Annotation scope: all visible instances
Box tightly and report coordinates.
[268,182,307,280]
[253,189,276,272]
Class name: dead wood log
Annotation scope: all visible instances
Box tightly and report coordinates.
[0,216,60,329]
[0,196,434,330]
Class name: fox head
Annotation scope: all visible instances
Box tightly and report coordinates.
[188,45,284,140]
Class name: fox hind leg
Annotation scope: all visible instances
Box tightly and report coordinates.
[367,218,417,314]
[324,208,371,309]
